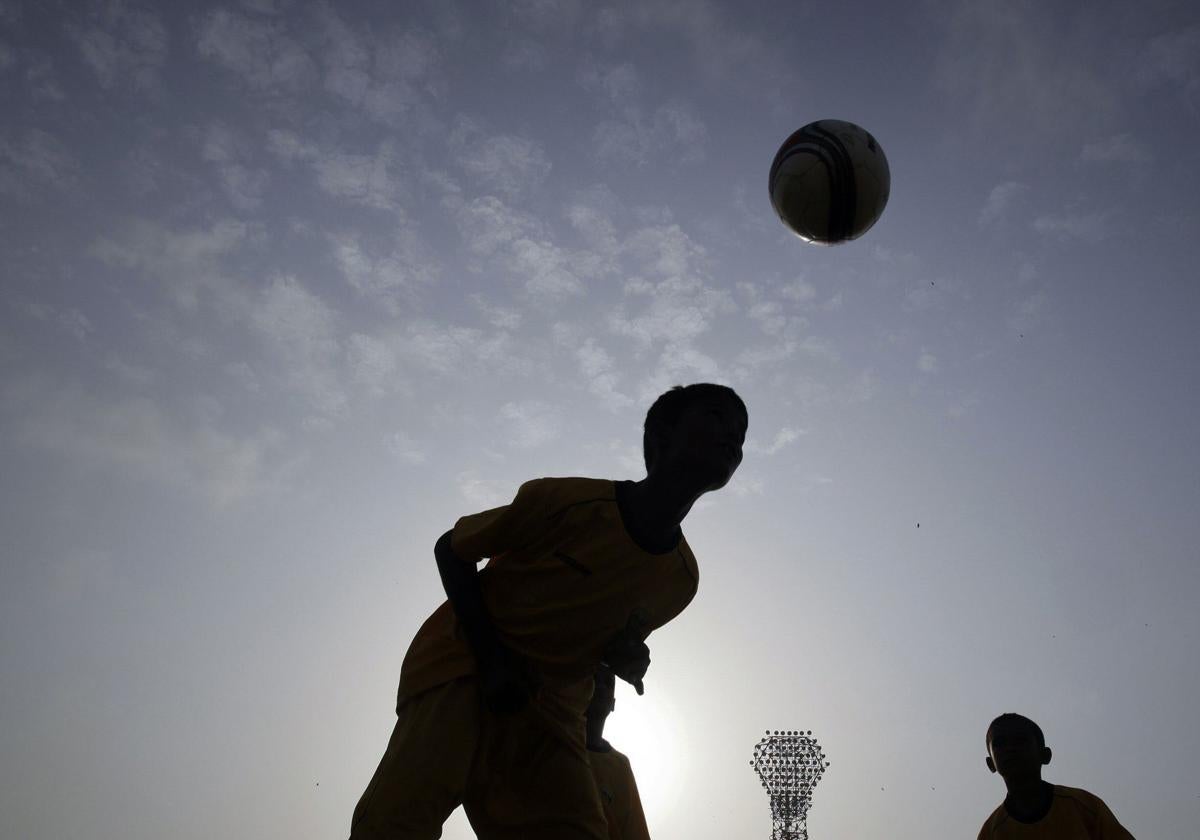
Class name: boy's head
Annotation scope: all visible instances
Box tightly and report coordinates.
[643,383,748,489]
[985,713,1052,781]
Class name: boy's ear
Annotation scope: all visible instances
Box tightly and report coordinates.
[985,756,997,773]
[1041,747,1052,766]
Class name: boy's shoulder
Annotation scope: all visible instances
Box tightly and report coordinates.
[1051,785,1113,820]
[520,476,619,512]
[979,800,1009,836]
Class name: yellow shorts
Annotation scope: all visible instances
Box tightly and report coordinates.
[349,677,607,840]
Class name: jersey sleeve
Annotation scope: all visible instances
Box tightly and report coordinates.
[1094,796,1135,839]
[621,752,651,840]
[450,478,548,563]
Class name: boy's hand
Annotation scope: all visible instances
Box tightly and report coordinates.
[480,643,538,714]
[602,609,651,695]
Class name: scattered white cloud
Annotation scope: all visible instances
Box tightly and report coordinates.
[917,351,939,374]
[385,429,427,464]
[1080,133,1151,164]
[592,102,707,167]
[0,129,79,198]
[22,302,93,342]
[454,196,590,304]
[90,217,252,312]
[267,129,404,210]
[501,38,547,71]
[330,230,435,312]
[225,360,261,393]
[2,374,286,507]
[745,426,804,456]
[346,332,398,395]
[249,275,347,417]
[979,181,1029,228]
[103,356,155,387]
[933,1,1118,145]
[780,277,818,305]
[196,7,316,93]
[201,122,269,211]
[18,51,65,101]
[69,1,167,92]
[317,5,441,124]
[1033,210,1109,242]
[500,400,562,449]
[450,117,552,197]
[1009,290,1048,334]
[456,472,517,509]
[568,336,633,411]
[469,294,522,330]
[728,472,764,497]
[1137,25,1200,106]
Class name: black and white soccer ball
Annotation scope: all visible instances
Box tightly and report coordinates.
[768,119,890,245]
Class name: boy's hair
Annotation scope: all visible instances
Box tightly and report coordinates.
[986,713,1045,749]
[643,383,748,471]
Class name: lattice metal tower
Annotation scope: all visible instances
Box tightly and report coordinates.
[750,730,830,840]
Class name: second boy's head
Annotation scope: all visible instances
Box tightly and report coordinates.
[985,713,1052,782]
[643,384,748,491]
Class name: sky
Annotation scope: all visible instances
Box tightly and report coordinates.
[2,0,1199,838]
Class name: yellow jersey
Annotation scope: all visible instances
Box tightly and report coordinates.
[978,785,1134,839]
[397,477,700,746]
[590,745,650,840]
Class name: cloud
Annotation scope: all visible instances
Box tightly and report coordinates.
[568,335,633,411]
[932,1,1118,146]
[249,275,347,417]
[591,102,707,167]
[453,196,590,304]
[1009,290,1047,334]
[22,302,93,343]
[745,426,805,456]
[2,375,286,507]
[0,129,79,198]
[979,181,1030,228]
[385,429,427,464]
[597,0,789,95]
[330,230,436,312]
[68,1,167,92]
[90,217,252,311]
[456,472,518,509]
[202,123,269,211]
[499,400,562,449]
[450,117,552,197]
[917,351,939,374]
[1032,210,1109,242]
[11,50,65,101]
[267,129,404,210]
[317,5,441,123]
[195,7,316,93]
[1080,133,1151,164]
[1137,25,1200,106]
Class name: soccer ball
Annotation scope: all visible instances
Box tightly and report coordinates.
[768,119,890,244]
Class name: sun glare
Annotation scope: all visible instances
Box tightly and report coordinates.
[601,684,689,830]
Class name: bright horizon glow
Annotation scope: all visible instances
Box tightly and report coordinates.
[602,682,689,831]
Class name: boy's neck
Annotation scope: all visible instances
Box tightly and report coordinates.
[617,476,698,551]
[1003,778,1054,823]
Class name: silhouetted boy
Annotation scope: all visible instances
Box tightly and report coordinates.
[978,713,1135,839]
[349,384,747,839]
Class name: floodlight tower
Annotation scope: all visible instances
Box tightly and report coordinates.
[750,730,830,840]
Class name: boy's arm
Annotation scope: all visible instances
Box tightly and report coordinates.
[435,529,536,713]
